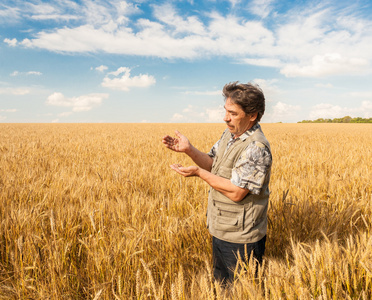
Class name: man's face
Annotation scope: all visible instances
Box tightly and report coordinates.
[223,97,257,137]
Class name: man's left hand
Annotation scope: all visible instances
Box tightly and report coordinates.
[170,164,200,177]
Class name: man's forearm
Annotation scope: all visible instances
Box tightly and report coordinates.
[197,168,249,202]
[185,145,213,171]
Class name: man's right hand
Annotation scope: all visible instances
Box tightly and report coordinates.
[162,130,191,153]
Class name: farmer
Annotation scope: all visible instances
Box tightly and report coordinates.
[162,81,272,284]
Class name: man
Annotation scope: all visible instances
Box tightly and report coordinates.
[162,82,272,284]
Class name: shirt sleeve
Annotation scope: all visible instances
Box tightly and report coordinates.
[207,130,227,158]
[207,140,219,158]
[230,141,272,195]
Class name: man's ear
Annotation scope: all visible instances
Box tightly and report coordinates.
[250,112,258,122]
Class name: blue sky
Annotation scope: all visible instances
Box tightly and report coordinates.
[1,0,372,123]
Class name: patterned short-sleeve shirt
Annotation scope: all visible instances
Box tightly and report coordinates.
[207,123,272,195]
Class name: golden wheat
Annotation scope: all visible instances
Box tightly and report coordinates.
[0,123,371,299]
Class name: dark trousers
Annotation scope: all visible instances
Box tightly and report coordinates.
[212,235,266,283]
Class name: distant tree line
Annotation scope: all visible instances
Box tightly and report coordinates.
[298,116,372,123]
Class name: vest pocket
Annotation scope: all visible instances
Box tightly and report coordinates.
[213,200,244,232]
[217,166,232,179]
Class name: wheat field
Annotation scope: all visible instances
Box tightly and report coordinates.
[0,123,371,299]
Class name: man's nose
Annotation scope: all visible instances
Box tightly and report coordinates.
[223,112,230,122]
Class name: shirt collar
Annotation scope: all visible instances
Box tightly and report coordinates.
[230,123,260,141]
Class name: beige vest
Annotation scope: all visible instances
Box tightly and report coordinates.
[207,126,271,243]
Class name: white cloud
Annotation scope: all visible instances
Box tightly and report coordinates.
[183,105,193,113]
[95,65,108,72]
[228,0,240,8]
[83,1,113,27]
[252,78,280,102]
[27,71,42,76]
[10,70,42,76]
[4,6,274,58]
[207,13,274,57]
[272,7,372,77]
[309,101,372,119]
[362,101,372,112]
[101,67,156,91]
[153,3,206,35]
[25,1,80,21]
[0,87,30,95]
[0,6,20,24]
[171,105,223,123]
[243,58,282,68]
[114,1,141,17]
[206,105,224,122]
[27,3,57,15]
[249,0,275,18]
[46,92,109,112]
[315,83,334,88]
[4,38,17,47]
[265,102,301,123]
[0,109,17,112]
[3,1,372,79]
[281,53,370,77]
[108,67,128,77]
[171,113,185,122]
[309,103,349,119]
[58,112,73,117]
